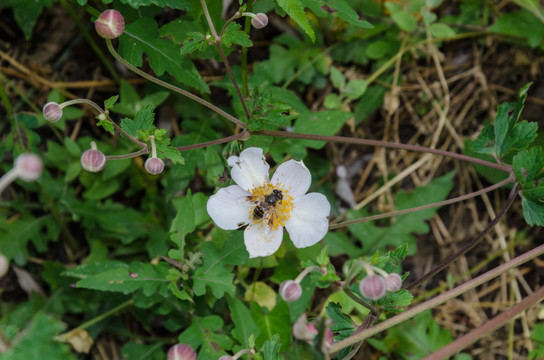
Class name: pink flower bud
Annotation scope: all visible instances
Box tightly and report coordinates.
[43,102,63,122]
[145,157,165,175]
[251,13,268,29]
[385,273,403,292]
[15,153,43,182]
[324,327,334,349]
[95,9,125,39]
[279,280,302,302]
[359,274,387,301]
[0,253,9,278]
[81,149,106,173]
[167,344,196,360]
[293,315,317,342]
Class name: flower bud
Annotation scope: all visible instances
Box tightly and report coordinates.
[145,157,165,175]
[43,102,63,122]
[0,253,9,278]
[359,274,387,301]
[293,315,317,342]
[251,13,268,29]
[81,149,106,173]
[385,273,403,292]
[167,344,196,360]
[14,153,43,182]
[279,280,302,302]
[95,9,125,39]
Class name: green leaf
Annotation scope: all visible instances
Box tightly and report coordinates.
[262,335,283,360]
[330,67,345,89]
[178,316,233,357]
[3,0,54,40]
[513,0,544,23]
[276,0,316,42]
[251,301,292,351]
[226,295,260,348]
[489,9,544,48]
[75,262,169,296]
[293,110,353,149]
[342,79,368,100]
[494,83,537,158]
[429,23,456,37]
[180,32,212,56]
[120,104,156,139]
[325,302,356,340]
[529,323,544,359]
[391,11,418,32]
[471,124,495,155]
[222,23,253,48]
[121,342,163,360]
[170,192,195,254]
[118,17,209,93]
[513,146,544,188]
[104,95,119,110]
[301,0,373,28]
[1,312,74,360]
[119,0,191,10]
[521,198,544,226]
[522,187,544,202]
[323,94,342,109]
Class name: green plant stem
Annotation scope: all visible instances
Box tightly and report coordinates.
[329,176,514,230]
[58,0,119,82]
[175,130,249,151]
[406,184,518,290]
[199,0,250,122]
[343,287,378,316]
[241,1,253,97]
[423,285,544,360]
[253,130,510,173]
[104,39,247,129]
[328,242,544,354]
[105,148,149,160]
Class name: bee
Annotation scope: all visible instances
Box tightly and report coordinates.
[252,189,283,223]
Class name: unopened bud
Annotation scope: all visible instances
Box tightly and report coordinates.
[95,9,125,39]
[144,157,165,175]
[43,102,63,122]
[279,280,302,302]
[385,273,403,292]
[251,13,268,29]
[167,344,196,360]
[81,148,106,173]
[15,153,43,182]
[359,274,387,301]
[0,253,9,278]
[293,315,317,342]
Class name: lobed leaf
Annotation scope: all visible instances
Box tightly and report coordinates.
[276,0,316,42]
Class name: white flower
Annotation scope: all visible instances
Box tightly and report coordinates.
[206,147,330,258]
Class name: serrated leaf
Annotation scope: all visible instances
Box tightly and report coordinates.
[180,32,211,55]
[222,23,253,48]
[120,104,155,139]
[226,295,260,348]
[325,302,356,339]
[97,118,115,135]
[75,262,169,296]
[178,316,233,356]
[513,146,544,188]
[494,83,536,157]
[301,0,373,29]
[104,95,119,110]
[277,0,316,42]
[471,124,495,155]
[262,335,283,360]
[522,187,544,202]
[118,17,209,93]
[522,198,544,226]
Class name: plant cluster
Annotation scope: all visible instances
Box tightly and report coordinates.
[1,0,544,359]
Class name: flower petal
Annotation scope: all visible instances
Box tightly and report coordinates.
[244,224,284,258]
[207,185,252,230]
[227,147,270,191]
[271,160,311,198]
[285,193,330,248]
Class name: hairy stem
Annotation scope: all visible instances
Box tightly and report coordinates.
[406,184,518,290]
[199,0,250,121]
[329,176,514,229]
[105,39,247,129]
[343,287,379,316]
[328,242,544,354]
[105,148,149,160]
[253,130,510,173]
[175,130,250,152]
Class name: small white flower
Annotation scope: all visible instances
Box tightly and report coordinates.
[207,147,331,258]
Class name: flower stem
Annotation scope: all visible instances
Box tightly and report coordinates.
[0,168,20,195]
[104,39,247,129]
[405,183,518,290]
[105,148,149,160]
[343,287,379,316]
[329,176,514,230]
[199,0,250,122]
[175,130,250,152]
[294,266,323,283]
[253,130,510,173]
[328,241,544,354]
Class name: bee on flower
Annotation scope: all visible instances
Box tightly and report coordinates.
[206,147,331,258]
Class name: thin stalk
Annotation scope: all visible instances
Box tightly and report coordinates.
[406,184,518,290]
[344,287,378,316]
[422,285,544,360]
[328,242,544,354]
[253,130,510,173]
[175,130,250,152]
[241,1,253,97]
[0,169,20,195]
[329,176,514,230]
[105,148,149,160]
[105,40,247,129]
[199,0,250,121]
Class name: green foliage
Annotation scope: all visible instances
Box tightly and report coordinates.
[529,323,544,359]
[2,0,55,40]
[276,0,316,42]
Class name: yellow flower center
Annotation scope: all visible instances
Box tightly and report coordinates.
[248,182,294,230]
